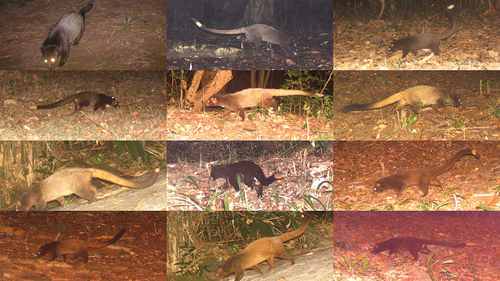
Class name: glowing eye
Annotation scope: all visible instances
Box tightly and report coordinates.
[51,58,55,63]
[44,59,48,63]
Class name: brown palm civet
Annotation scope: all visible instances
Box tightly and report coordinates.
[30,91,119,112]
[16,168,160,211]
[373,149,480,197]
[216,213,313,281]
[191,18,297,56]
[371,236,472,260]
[41,3,93,69]
[342,86,460,114]
[388,5,456,58]
[206,88,323,121]
[39,228,127,263]
[209,161,285,198]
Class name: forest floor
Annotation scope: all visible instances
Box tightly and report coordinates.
[167,26,332,70]
[166,107,333,140]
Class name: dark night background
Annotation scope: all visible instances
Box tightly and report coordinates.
[168,0,333,32]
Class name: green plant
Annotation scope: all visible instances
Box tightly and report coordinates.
[424,251,458,281]
[174,242,210,277]
[226,212,304,243]
[492,185,500,196]
[376,77,388,85]
[184,176,199,188]
[338,256,373,275]
[447,117,465,128]
[401,113,417,131]
[172,189,227,211]
[280,70,332,119]
[34,150,56,176]
[107,141,149,162]
[488,107,500,117]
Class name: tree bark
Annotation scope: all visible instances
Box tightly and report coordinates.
[190,71,233,112]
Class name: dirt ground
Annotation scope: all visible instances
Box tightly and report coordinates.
[166,107,333,140]
[0,71,167,140]
[334,141,500,211]
[0,212,166,280]
[334,211,500,280]
[0,0,166,70]
[234,248,333,281]
[167,26,333,70]
[333,71,500,140]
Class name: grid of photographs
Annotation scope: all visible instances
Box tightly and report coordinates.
[335,0,500,280]
[1,0,334,280]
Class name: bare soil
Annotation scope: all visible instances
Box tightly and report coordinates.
[333,71,500,140]
[0,0,166,70]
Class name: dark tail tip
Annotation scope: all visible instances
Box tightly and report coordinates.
[341,105,355,113]
[114,228,127,240]
[79,3,93,15]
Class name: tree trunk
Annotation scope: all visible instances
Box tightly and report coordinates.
[190,71,233,112]
[377,0,385,20]
[241,0,275,25]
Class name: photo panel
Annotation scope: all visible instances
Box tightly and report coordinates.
[0,0,167,70]
[0,211,166,279]
[167,211,333,280]
[334,211,500,279]
[333,140,495,211]
[166,141,333,211]
[1,141,166,211]
[334,71,500,140]
[334,1,494,70]
[167,0,333,70]
[0,71,167,140]
[166,70,333,140]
